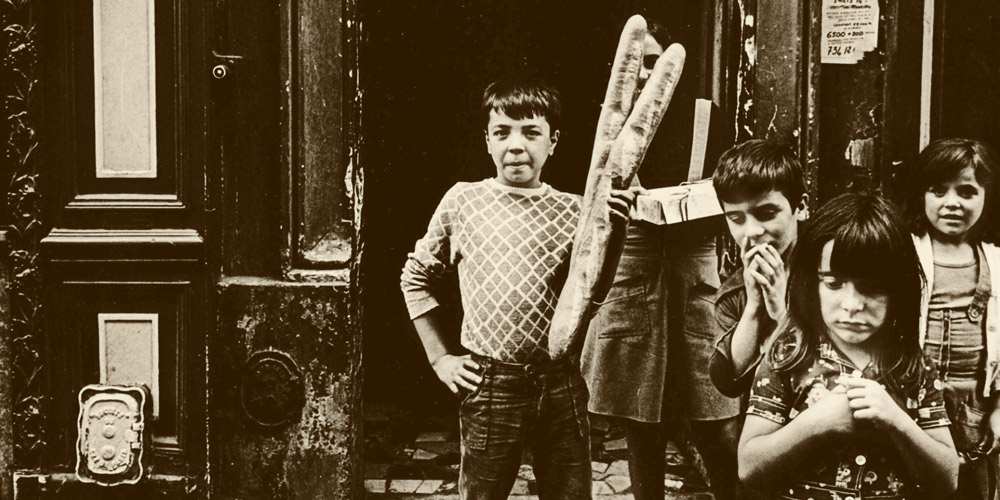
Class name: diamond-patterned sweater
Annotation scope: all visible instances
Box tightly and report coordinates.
[401,179,581,363]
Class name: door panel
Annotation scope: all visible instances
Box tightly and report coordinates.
[42,1,206,231]
[32,1,211,494]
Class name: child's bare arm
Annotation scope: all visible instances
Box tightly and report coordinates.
[727,245,771,376]
[412,310,482,394]
[843,377,958,496]
[738,385,855,487]
[592,187,643,305]
[728,297,766,377]
[984,392,1000,454]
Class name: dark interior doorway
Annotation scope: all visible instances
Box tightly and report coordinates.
[934,0,1000,152]
[359,0,722,421]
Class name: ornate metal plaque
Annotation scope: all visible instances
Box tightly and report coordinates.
[240,350,304,428]
[76,385,149,486]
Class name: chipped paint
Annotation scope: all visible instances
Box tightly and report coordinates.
[766,104,779,136]
[735,0,757,141]
[845,138,876,169]
[301,231,352,263]
[744,34,756,66]
[213,283,360,500]
[344,154,354,198]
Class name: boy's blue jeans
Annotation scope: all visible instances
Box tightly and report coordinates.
[459,353,591,500]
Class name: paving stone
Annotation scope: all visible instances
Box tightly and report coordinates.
[603,437,628,451]
[439,480,457,494]
[592,481,614,495]
[386,463,427,479]
[412,449,439,460]
[388,479,423,493]
[591,416,611,432]
[417,441,460,455]
[431,452,461,467]
[591,461,609,474]
[416,431,451,443]
[517,464,535,481]
[605,475,631,493]
[663,440,680,454]
[364,479,387,493]
[606,460,629,477]
[364,462,389,479]
[511,479,530,495]
[416,479,444,494]
[664,472,686,482]
[664,477,685,490]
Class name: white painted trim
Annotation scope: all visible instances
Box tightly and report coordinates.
[98,313,160,417]
[920,0,935,150]
[92,1,103,177]
[93,0,158,178]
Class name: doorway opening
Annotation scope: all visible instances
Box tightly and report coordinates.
[360,1,732,495]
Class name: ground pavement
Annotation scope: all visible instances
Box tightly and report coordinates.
[364,405,713,499]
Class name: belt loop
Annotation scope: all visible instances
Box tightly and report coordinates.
[472,353,492,376]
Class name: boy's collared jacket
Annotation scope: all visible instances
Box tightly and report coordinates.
[913,232,1000,397]
[709,240,798,399]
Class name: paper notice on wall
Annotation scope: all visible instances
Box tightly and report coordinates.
[822,0,879,64]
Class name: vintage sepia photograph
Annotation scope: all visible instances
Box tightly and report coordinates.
[2,0,1000,499]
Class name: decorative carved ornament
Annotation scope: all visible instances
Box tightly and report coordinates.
[240,350,304,428]
[2,0,46,468]
[76,385,149,486]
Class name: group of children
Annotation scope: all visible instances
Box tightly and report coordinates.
[399,72,1000,499]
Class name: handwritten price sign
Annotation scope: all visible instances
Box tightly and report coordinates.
[822,0,879,64]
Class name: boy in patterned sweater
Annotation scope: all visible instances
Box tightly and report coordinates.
[401,79,633,500]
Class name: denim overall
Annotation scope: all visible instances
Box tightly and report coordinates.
[923,247,996,500]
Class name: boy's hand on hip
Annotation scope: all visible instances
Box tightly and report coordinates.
[843,377,908,431]
[748,243,787,320]
[432,354,482,394]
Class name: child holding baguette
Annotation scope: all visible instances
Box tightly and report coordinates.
[400,79,633,500]
[580,19,740,500]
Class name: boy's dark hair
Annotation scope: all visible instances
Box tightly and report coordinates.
[481,79,561,132]
[902,137,998,242]
[769,192,924,393]
[713,139,805,205]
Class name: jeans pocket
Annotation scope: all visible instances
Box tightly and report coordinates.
[459,374,489,452]
[459,374,485,406]
[953,402,987,454]
[593,276,651,339]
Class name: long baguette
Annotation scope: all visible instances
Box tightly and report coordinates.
[548,29,686,360]
[609,43,686,189]
[580,15,646,216]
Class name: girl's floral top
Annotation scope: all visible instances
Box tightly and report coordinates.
[748,338,951,499]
